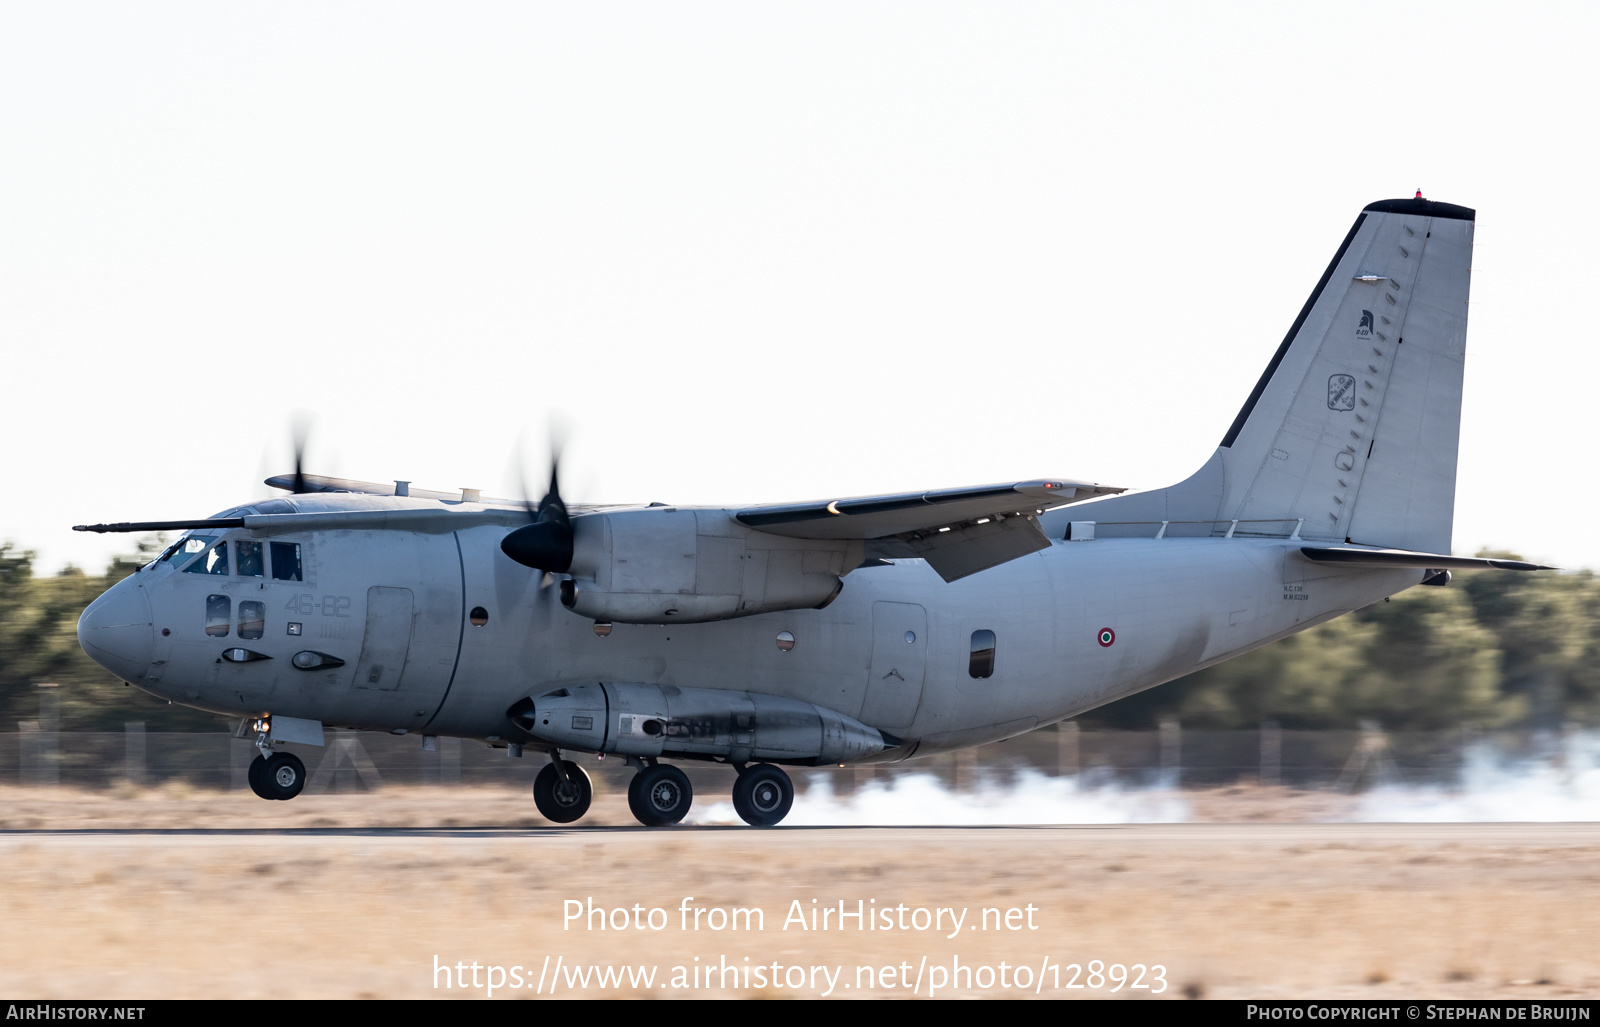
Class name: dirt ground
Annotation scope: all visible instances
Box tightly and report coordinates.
[0,778,1371,831]
[0,784,1596,1000]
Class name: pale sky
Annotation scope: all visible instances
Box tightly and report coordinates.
[2,2,1596,573]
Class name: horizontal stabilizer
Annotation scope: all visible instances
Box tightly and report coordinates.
[1299,547,1554,571]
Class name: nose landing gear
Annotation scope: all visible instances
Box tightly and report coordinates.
[732,764,793,827]
[246,722,306,801]
[247,752,307,801]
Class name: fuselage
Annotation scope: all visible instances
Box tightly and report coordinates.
[79,502,1420,760]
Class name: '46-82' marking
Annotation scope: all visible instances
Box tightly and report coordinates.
[283,594,351,617]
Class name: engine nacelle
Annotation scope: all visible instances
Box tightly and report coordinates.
[507,682,890,766]
[559,508,861,624]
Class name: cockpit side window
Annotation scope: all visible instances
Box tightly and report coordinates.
[184,539,229,575]
[162,535,216,568]
[236,540,264,578]
[270,542,302,582]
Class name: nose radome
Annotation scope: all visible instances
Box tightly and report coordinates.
[77,578,154,684]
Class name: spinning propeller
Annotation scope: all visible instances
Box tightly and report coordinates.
[499,442,574,574]
[75,419,588,557]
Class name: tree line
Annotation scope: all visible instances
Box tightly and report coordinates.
[1084,557,1600,731]
[0,540,228,732]
[1,539,1594,732]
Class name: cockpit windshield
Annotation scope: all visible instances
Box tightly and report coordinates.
[159,536,217,567]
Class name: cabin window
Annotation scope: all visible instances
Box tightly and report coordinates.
[238,601,265,640]
[469,606,489,627]
[236,540,264,577]
[969,629,996,679]
[205,594,231,637]
[270,542,302,582]
[185,540,229,575]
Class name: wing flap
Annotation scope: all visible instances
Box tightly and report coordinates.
[907,515,1053,582]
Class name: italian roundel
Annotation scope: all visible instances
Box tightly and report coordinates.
[1097,628,1115,647]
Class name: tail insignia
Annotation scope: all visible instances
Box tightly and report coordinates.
[1327,375,1356,411]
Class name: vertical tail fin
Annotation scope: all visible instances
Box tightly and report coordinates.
[1084,198,1474,553]
[1224,197,1474,551]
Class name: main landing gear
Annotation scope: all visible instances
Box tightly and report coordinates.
[628,763,693,826]
[533,758,593,823]
[731,763,794,827]
[526,752,797,828]
[620,760,792,828]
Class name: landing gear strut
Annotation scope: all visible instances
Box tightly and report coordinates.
[628,762,693,826]
[533,756,593,823]
[246,724,305,801]
[732,763,793,826]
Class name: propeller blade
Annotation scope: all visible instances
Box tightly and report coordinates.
[291,416,310,495]
[513,442,540,525]
[537,457,567,523]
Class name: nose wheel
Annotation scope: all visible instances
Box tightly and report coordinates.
[732,764,793,826]
[247,752,307,801]
[627,763,693,826]
[533,759,593,823]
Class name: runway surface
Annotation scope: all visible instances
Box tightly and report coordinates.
[1,817,1596,999]
[4,821,1600,841]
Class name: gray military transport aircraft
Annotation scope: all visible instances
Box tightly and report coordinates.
[76,196,1550,827]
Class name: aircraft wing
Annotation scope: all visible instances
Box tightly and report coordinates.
[74,507,528,536]
[736,479,1124,583]
[265,473,469,502]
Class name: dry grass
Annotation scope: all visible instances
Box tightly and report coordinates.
[0,785,1596,999]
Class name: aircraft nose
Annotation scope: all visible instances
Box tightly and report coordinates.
[77,578,154,684]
